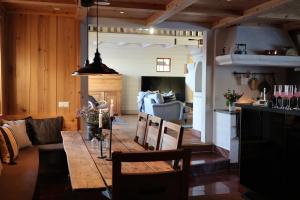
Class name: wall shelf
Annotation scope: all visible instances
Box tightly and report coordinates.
[216,54,300,67]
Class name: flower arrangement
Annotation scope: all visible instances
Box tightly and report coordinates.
[77,106,99,125]
[223,89,243,106]
[77,100,110,129]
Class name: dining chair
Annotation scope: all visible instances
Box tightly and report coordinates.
[111,149,191,200]
[144,115,163,150]
[159,121,184,151]
[134,112,148,147]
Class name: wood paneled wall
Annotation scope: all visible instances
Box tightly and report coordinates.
[3,13,81,130]
[0,6,4,115]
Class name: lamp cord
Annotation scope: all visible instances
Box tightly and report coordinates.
[96,0,99,50]
[86,6,89,60]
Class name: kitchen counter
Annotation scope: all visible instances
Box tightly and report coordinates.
[240,105,300,116]
[240,105,300,199]
[214,109,240,115]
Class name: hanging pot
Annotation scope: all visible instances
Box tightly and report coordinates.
[258,75,271,93]
[248,75,258,90]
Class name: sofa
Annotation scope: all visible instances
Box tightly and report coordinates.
[0,116,67,200]
[138,91,191,122]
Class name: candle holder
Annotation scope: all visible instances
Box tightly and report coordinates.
[96,128,107,159]
[106,116,115,161]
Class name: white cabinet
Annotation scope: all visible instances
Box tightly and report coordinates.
[214,111,239,163]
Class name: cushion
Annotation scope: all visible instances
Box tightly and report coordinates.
[27,117,63,145]
[2,120,32,149]
[0,126,19,164]
[24,116,35,143]
[162,91,176,103]
[147,93,164,104]
[0,146,39,200]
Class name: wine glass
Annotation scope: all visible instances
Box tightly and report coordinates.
[278,85,284,109]
[294,85,300,110]
[273,85,280,108]
[285,85,294,110]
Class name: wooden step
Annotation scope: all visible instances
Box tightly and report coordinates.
[190,152,230,176]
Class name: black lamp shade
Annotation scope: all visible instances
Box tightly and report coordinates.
[81,0,94,7]
[72,49,118,76]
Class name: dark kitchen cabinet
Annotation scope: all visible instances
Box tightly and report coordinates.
[240,106,300,199]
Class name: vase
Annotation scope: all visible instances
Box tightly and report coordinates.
[228,102,236,112]
[86,123,98,140]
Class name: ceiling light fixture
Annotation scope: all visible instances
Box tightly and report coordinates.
[72,0,118,76]
[149,27,155,34]
[120,11,125,14]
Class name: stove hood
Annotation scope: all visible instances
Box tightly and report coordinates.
[215,26,300,68]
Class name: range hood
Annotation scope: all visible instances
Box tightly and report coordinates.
[215,26,300,68]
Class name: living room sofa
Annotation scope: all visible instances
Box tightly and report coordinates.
[144,97,187,121]
[138,91,190,122]
[0,116,67,200]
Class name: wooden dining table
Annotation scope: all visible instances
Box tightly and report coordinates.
[61,129,173,191]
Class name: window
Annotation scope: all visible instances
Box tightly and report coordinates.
[156,58,171,72]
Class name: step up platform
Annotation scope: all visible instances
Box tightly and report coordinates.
[183,144,231,176]
[190,152,230,176]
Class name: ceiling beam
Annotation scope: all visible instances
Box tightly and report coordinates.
[212,0,293,29]
[1,0,77,7]
[258,12,300,21]
[283,21,300,31]
[99,1,166,11]
[146,0,198,26]
[182,7,242,17]
[76,0,88,20]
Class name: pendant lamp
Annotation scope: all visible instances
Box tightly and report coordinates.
[72,0,118,76]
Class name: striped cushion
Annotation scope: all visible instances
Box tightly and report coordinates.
[0,126,19,164]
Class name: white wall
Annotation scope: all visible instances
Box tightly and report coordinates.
[214,26,289,109]
[214,66,287,109]
[88,33,191,113]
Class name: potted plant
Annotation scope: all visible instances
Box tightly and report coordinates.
[77,101,110,140]
[223,89,243,112]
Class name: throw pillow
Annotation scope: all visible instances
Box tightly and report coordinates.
[27,117,64,145]
[147,93,164,104]
[162,91,176,103]
[3,123,32,149]
[0,126,19,164]
[24,116,35,143]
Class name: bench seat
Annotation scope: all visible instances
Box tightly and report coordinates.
[0,146,39,200]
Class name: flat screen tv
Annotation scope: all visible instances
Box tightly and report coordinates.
[141,76,186,102]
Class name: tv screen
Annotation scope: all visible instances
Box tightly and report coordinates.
[141,76,186,102]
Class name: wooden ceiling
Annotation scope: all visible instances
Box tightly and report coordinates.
[1,0,300,29]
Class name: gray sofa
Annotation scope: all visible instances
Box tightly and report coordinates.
[144,97,186,121]
[138,92,190,122]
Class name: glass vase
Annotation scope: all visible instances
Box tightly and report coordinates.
[228,102,236,112]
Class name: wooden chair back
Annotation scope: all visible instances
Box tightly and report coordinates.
[112,149,191,200]
[144,115,162,150]
[159,121,184,151]
[134,112,148,147]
